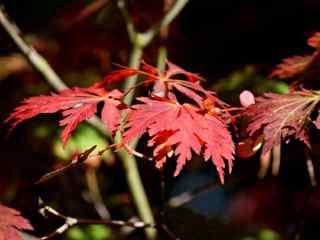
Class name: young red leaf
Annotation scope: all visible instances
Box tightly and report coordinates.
[308,32,320,48]
[102,68,139,84]
[101,60,209,107]
[6,85,123,145]
[122,96,234,183]
[236,135,263,159]
[245,90,320,156]
[0,204,33,240]
[101,89,123,134]
[165,59,203,83]
[271,55,313,79]
[140,60,159,81]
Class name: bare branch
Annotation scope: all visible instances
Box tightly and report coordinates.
[39,203,156,240]
[35,146,97,185]
[117,0,136,43]
[143,0,189,46]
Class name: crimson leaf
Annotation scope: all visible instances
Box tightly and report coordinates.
[122,96,234,183]
[0,204,33,240]
[6,84,123,145]
[246,90,320,156]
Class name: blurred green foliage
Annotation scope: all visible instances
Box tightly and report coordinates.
[66,225,113,240]
[53,124,112,162]
[213,65,288,104]
[241,229,281,240]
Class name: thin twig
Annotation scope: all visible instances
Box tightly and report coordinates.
[290,147,317,240]
[271,144,281,176]
[160,223,181,240]
[39,203,158,240]
[144,0,189,45]
[290,188,315,240]
[168,176,245,208]
[117,0,190,104]
[168,181,218,208]
[84,169,111,219]
[305,147,317,187]
[40,203,182,240]
[35,146,97,185]
[63,0,110,29]
[117,0,136,43]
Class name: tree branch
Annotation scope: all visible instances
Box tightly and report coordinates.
[143,0,189,46]
[39,203,157,240]
[117,0,189,103]
[117,0,136,44]
[0,5,154,239]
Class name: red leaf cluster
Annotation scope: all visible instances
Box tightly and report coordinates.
[245,90,320,156]
[6,84,122,145]
[271,32,320,79]
[0,204,33,240]
[6,59,235,182]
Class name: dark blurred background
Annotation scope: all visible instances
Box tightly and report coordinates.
[1,0,320,239]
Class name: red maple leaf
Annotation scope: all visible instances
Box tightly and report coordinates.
[271,32,320,79]
[122,95,234,183]
[101,60,208,105]
[270,55,314,79]
[6,84,123,145]
[103,59,202,85]
[0,204,33,240]
[245,90,320,156]
[102,68,139,84]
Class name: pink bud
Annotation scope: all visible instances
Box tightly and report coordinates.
[240,90,255,107]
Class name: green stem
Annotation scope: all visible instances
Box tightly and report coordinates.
[119,45,156,238]
[157,45,167,71]
[123,45,144,105]
[143,0,189,46]
[116,149,157,238]
[85,169,111,219]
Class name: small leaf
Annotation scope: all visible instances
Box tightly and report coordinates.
[101,68,139,85]
[0,204,33,240]
[6,85,123,145]
[245,90,320,156]
[237,135,263,158]
[271,55,313,79]
[307,32,320,48]
[165,59,203,83]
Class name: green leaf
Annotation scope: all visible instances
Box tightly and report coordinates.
[66,225,112,240]
[258,229,281,240]
[53,124,112,161]
[87,225,112,240]
[66,226,86,240]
